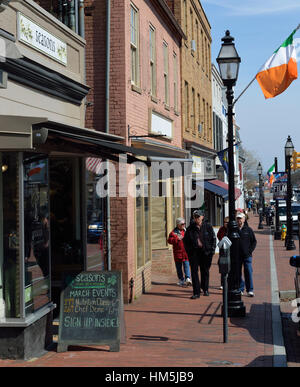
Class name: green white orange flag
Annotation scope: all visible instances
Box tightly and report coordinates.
[267,163,275,186]
[256,28,299,99]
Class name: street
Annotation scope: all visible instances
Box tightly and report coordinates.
[0,213,299,368]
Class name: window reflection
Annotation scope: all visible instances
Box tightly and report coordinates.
[24,154,50,316]
[86,157,105,271]
[2,153,20,318]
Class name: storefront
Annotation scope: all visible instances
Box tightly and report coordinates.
[130,138,192,285]
[0,1,148,359]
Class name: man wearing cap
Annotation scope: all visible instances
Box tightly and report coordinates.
[236,212,257,297]
[183,210,216,298]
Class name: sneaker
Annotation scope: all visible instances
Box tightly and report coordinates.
[177,280,185,286]
[185,278,192,286]
[219,286,223,290]
[247,291,255,297]
[240,291,244,296]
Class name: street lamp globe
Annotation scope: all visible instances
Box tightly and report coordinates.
[216,30,241,86]
[257,162,263,175]
[285,135,294,157]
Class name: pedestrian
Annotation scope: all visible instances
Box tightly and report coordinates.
[236,212,257,297]
[217,216,229,290]
[183,210,216,299]
[167,217,192,287]
[217,216,229,241]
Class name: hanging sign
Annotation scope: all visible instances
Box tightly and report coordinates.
[273,172,288,200]
[17,13,67,65]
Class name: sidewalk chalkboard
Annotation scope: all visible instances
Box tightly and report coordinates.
[57,271,125,352]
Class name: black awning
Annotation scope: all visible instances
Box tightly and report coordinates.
[33,121,191,164]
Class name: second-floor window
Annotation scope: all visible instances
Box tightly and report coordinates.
[150,25,156,96]
[163,41,169,106]
[184,81,189,130]
[130,4,139,86]
[173,53,178,112]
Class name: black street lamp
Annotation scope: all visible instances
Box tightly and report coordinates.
[274,157,282,239]
[217,30,245,317]
[257,162,264,230]
[285,135,296,250]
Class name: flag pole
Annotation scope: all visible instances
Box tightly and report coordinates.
[233,76,256,107]
[233,23,300,107]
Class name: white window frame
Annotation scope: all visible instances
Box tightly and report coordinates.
[130,3,140,86]
[149,24,156,97]
[163,41,169,106]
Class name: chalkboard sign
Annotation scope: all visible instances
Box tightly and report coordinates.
[57,271,125,352]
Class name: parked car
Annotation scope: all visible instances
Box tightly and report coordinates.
[87,221,104,242]
[289,255,300,332]
[277,202,300,234]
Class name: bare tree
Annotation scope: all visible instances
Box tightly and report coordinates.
[239,145,261,191]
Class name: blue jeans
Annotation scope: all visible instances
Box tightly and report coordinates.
[175,260,191,281]
[240,256,254,292]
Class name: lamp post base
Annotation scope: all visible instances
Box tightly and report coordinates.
[227,290,246,317]
[286,238,296,250]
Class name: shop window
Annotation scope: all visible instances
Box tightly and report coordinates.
[172,178,182,228]
[49,158,84,292]
[85,157,105,271]
[23,154,50,316]
[1,153,21,318]
[152,180,168,249]
[135,168,151,269]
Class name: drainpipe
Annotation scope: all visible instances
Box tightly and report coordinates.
[79,0,85,39]
[106,0,111,271]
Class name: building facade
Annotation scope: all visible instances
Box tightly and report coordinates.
[83,0,188,300]
[166,0,219,226]
[0,0,143,359]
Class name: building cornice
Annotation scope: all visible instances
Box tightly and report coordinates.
[150,0,187,42]
[184,140,217,157]
[0,56,89,105]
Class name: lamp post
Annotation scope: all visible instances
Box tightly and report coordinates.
[285,135,296,250]
[257,162,264,230]
[217,30,245,317]
[274,157,281,239]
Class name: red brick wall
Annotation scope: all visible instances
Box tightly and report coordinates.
[152,249,176,275]
[84,0,107,131]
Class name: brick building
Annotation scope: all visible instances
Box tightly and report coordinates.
[165,0,220,226]
[33,0,189,301]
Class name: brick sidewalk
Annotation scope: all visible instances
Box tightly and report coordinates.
[0,213,299,367]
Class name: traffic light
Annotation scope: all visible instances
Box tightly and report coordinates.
[291,151,300,171]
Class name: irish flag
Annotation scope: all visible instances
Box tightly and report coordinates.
[267,163,275,186]
[256,28,298,99]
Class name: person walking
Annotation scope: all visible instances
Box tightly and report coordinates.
[217,216,229,290]
[236,212,257,297]
[183,210,216,299]
[167,217,192,286]
[217,216,229,241]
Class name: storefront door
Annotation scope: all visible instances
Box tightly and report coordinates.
[49,158,84,316]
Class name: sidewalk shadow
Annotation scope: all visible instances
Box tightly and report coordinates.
[229,302,274,346]
[244,355,275,367]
